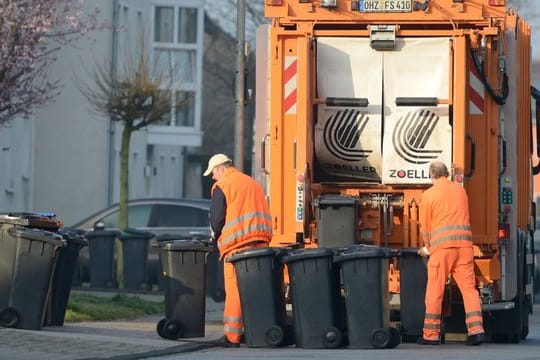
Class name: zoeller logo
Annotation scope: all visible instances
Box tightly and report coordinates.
[323,109,372,161]
[392,109,442,164]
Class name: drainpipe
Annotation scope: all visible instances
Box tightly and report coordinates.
[234,0,246,171]
[108,0,120,206]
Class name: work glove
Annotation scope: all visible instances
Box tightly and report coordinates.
[417,246,430,257]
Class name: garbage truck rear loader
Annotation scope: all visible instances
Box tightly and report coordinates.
[254,0,538,342]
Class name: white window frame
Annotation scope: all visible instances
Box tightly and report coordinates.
[150,0,204,133]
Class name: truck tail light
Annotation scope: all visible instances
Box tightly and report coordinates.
[266,0,283,5]
[488,0,505,6]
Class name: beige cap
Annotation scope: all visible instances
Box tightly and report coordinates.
[203,153,232,176]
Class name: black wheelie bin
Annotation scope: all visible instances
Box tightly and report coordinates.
[398,248,428,342]
[156,240,211,340]
[283,247,344,349]
[0,215,66,330]
[43,228,88,326]
[334,246,400,349]
[228,247,289,348]
[155,234,224,301]
[119,228,154,291]
[85,228,120,289]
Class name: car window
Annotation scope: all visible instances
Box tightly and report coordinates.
[100,204,152,228]
[153,204,209,227]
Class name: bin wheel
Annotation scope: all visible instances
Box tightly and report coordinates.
[371,328,391,349]
[388,327,401,348]
[163,320,184,340]
[321,326,342,348]
[266,325,284,346]
[156,318,168,339]
[0,307,20,328]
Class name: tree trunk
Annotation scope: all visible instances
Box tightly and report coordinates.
[117,123,133,286]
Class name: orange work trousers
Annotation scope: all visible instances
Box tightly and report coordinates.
[423,247,484,341]
[222,242,268,343]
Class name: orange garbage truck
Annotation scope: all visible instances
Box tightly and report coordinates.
[253,0,538,343]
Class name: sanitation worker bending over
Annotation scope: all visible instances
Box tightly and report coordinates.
[204,153,272,348]
[417,161,485,346]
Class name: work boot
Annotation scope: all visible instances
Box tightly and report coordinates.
[465,333,485,346]
[417,337,441,345]
[217,335,240,348]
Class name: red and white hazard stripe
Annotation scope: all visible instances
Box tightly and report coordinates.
[284,56,297,115]
[469,62,485,115]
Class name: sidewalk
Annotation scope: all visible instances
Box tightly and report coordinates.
[0,292,225,360]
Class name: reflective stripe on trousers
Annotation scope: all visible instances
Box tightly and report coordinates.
[423,247,484,340]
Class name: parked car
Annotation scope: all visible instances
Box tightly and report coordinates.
[71,198,223,299]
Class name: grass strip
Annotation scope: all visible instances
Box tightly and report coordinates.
[65,293,165,322]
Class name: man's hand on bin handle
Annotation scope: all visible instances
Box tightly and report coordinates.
[417,246,430,257]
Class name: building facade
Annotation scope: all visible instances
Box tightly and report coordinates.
[0,0,207,225]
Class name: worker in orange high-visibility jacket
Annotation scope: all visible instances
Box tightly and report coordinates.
[417,161,485,346]
[204,153,272,348]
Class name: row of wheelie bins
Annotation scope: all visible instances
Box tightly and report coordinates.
[0,213,88,330]
[152,239,427,349]
[229,245,426,349]
[82,230,224,302]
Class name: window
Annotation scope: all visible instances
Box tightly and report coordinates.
[154,6,174,43]
[153,4,202,129]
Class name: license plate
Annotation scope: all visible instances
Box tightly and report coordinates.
[358,0,412,13]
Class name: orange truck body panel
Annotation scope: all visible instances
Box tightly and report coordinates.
[255,0,536,339]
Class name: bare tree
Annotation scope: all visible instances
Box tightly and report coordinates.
[0,0,101,124]
[79,36,188,281]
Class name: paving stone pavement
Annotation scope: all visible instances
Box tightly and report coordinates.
[0,293,225,360]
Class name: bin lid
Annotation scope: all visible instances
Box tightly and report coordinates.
[282,247,335,264]
[57,228,89,246]
[155,233,196,242]
[6,212,62,231]
[333,245,387,263]
[227,247,277,263]
[7,226,66,247]
[0,214,30,226]
[399,247,422,257]
[313,194,358,207]
[119,228,155,240]
[161,239,210,252]
[84,229,121,239]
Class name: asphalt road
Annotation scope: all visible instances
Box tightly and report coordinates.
[149,304,540,360]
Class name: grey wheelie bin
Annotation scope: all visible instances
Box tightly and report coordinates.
[228,247,289,348]
[119,228,154,291]
[85,229,120,289]
[0,221,66,330]
[43,228,88,326]
[283,248,344,349]
[156,240,210,340]
[334,246,400,349]
[398,248,428,342]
